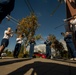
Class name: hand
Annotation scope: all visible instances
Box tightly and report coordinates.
[70,19,73,23]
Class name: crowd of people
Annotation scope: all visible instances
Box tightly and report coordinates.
[0,25,76,61]
[0,28,52,59]
[61,15,76,60]
[0,3,76,60]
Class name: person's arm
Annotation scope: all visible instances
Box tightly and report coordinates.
[64,37,67,41]
[64,35,72,41]
[5,31,11,35]
[10,31,13,37]
[49,41,52,45]
[16,38,21,42]
[6,30,13,37]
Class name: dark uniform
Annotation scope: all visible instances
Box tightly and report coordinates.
[13,37,23,58]
[29,40,36,58]
[44,40,52,59]
[64,34,76,58]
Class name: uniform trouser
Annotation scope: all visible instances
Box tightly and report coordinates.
[67,44,73,58]
[29,47,34,58]
[13,43,21,57]
[67,42,76,58]
[46,46,51,58]
[0,39,9,56]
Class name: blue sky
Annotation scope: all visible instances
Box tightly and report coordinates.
[0,0,66,51]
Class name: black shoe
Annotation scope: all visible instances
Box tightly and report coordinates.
[47,56,51,59]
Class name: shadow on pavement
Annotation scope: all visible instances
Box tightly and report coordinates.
[0,58,31,66]
[52,59,76,64]
[8,61,76,75]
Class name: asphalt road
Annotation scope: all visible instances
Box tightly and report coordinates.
[0,58,76,75]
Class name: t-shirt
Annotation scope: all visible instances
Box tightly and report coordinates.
[70,19,76,25]
[3,30,12,39]
[16,38,23,44]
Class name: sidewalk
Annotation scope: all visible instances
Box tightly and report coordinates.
[0,58,76,75]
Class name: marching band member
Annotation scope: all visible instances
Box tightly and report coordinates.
[44,36,52,59]
[29,37,36,58]
[0,27,13,58]
[13,34,23,58]
[61,32,76,60]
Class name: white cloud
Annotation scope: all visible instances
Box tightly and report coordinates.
[26,44,46,53]
[26,44,56,55]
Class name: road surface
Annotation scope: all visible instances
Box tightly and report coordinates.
[0,58,76,75]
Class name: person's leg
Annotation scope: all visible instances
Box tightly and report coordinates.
[48,47,51,59]
[69,48,74,58]
[67,44,73,58]
[67,43,76,58]
[16,44,21,57]
[13,45,16,57]
[0,45,4,52]
[46,46,49,58]
[31,48,34,58]
[15,47,20,58]
[13,49,17,58]
[29,48,32,58]
[29,47,34,58]
[13,44,18,58]
[46,47,48,58]
[0,45,5,57]
[0,39,9,57]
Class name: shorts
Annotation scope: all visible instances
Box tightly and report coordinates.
[1,39,9,47]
